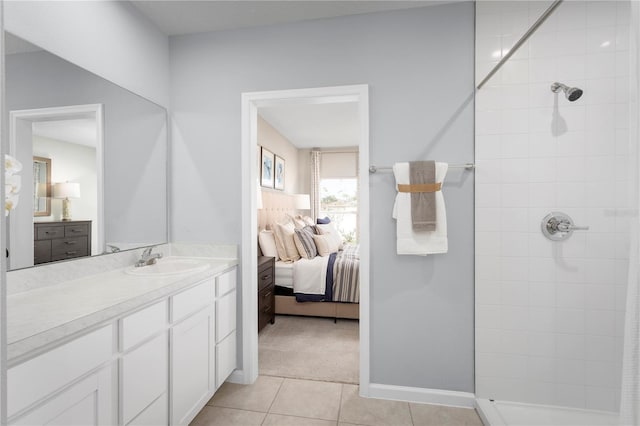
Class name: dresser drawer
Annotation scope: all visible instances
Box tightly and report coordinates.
[65,223,89,237]
[34,240,51,264]
[35,225,64,240]
[51,237,89,261]
[258,265,273,291]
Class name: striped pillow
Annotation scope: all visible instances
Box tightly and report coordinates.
[293,226,318,259]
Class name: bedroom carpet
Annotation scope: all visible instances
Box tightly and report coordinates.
[258,315,359,384]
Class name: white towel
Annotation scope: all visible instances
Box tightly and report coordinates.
[392,162,448,256]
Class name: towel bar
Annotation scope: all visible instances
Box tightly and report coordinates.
[368,163,475,174]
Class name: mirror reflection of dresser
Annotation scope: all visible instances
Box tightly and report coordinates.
[33,220,91,265]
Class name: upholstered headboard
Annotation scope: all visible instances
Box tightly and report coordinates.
[258,190,297,230]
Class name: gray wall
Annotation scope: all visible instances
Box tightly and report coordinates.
[170,3,475,392]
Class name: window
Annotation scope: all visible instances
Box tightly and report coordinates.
[319,178,358,243]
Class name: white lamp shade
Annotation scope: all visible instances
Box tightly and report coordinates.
[257,188,263,209]
[53,182,81,199]
[295,194,311,210]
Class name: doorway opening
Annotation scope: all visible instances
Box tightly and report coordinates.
[240,85,370,394]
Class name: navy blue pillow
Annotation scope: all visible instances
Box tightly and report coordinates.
[316,216,331,224]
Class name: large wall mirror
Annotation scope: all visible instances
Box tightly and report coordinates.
[4,32,168,271]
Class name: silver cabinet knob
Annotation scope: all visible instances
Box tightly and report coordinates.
[541,212,589,241]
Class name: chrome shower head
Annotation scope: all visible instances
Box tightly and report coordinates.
[551,82,583,102]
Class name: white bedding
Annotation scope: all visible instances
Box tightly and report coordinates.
[292,256,329,295]
[274,261,294,289]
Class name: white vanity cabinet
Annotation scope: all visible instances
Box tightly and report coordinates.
[7,325,115,425]
[7,264,238,426]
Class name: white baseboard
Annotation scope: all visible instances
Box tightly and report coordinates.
[367,383,476,409]
[226,369,247,384]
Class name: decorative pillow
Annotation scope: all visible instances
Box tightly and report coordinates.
[287,214,307,229]
[316,216,331,224]
[316,223,344,250]
[293,226,317,259]
[258,230,279,260]
[301,216,315,226]
[274,221,301,262]
[313,234,340,257]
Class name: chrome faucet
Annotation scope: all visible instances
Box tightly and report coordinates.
[135,246,163,267]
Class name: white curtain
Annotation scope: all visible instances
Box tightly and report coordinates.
[310,150,321,221]
[621,3,640,424]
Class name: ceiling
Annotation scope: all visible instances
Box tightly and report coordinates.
[131,0,451,36]
[259,102,359,149]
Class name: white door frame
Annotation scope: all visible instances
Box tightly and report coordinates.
[238,84,370,395]
[9,104,105,269]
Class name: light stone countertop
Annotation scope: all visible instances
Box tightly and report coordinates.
[7,256,238,364]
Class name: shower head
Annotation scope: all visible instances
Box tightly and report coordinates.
[551,82,583,102]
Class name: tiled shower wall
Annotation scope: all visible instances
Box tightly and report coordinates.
[475,0,630,411]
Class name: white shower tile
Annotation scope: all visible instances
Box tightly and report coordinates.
[585,233,616,259]
[477,231,501,256]
[584,156,615,183]
[502,108,530,133]
[529,257,556,282]
[615,51,629,77]
[584,78,616,105]
[527,356,556,383]
[501,330,529,355]
[501,184,529,208]
[502,59,530,85]
[554,1,586,31]
[615,103,629,129]
[615,76,629,103]
[501,281,529,306]
[585,310,615,336]
[556,283,585,309]
[476,159,502,183]
[529,234,554,258]
[501,232,529,257]
[502,158,530,183]
[502,85,530,109]
[529,107,554,133]
[584,258,615,284]
[557,334,586,361]
[615,24,629,52]
[556,308,585,334]
[476,85,503,111]
[585,284,616,311]
[556,384,586,409]
[615,285,627,312]
[502,36,529,61]
[500,208,529,232]
[529,282,556,308]
[529,32,557,58]
[527,332,556,357]
[557,232,587,259]
[557,55,586,81]
[477,280,501,305]
[524,382,556,406]
[587,52,616,79]
[529,183,556,207]
[586,386,616,412]
[476,207,502,232]
[556,156,585,182]
[501,133,530,158]
[476,36,504,64]
[557,358,586,385]
[501,257,529,281]
[556,29,587,56]
[586,104,615,132]
[556,182,586,207]
[585,335,615,362]
[560,104,586,132]
[586,26,616,54]
[476,184,501,208]
[476,109,502,135]
[556,131,586,157]
[585,208,616,233]
[529,307,555,333]
[501,306,529,331]
[477,255,502,282]
[501,12,529,38]
[528,157,556,182]
[476,328,501,354]
[529,58,558,83]
[477,304,502,329]
[585,361,616,387]
[529,83,555,108]
[586,130,615,156]
[587,1,617,28]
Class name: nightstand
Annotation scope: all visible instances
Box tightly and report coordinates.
[258,256,275,332]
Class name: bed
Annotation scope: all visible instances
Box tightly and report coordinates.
[273,244,360,320]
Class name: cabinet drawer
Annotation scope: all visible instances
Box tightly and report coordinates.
[258,266,273,291]
[121,300,168,351]
[8,325,113,417]
[216,268,236,296]
[51,237,88,260]
[216,290,236,342]
[216,331,236,389]
[127,393,168,426]
[35,225,64,240]
[172,279,214,323]
[34,240,52,264]
[65,223,89,237]
[122,333,168,425]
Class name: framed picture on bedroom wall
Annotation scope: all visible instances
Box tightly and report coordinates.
[261,147,275,188]
[274,155,285,191]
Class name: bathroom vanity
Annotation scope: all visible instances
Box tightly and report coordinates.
[6,251,237,426]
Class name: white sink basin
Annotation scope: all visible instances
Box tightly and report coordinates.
[125,257,210,277]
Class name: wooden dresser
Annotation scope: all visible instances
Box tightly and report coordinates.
[258,256,275,332]
[34,220,92,265]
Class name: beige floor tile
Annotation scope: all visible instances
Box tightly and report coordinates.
[263,413,338,426]
[269,378,342,421]
[409,403,483,426]
[190,406,265,426]
[339,385,412,426]
[208,375,283,412]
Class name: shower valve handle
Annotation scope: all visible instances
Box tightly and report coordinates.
[541,212,589,241]
[555,222,589,232]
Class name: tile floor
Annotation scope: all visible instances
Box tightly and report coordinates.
[191,376,483,426]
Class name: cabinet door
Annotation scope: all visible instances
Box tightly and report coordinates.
[11,365,114,426]
[170,307,215,426]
